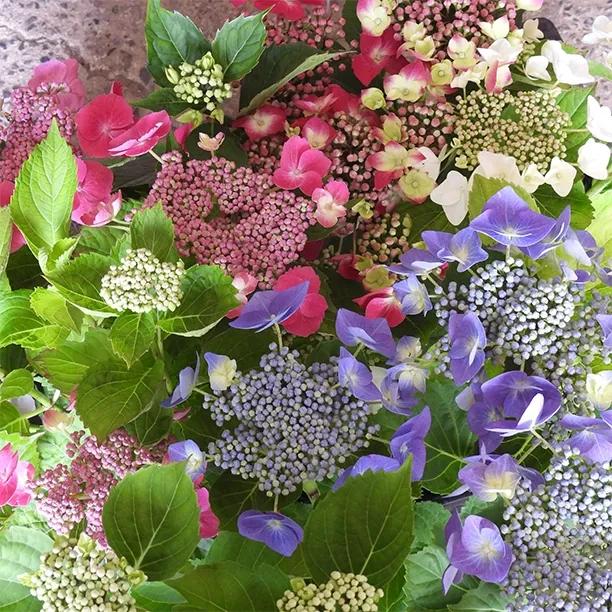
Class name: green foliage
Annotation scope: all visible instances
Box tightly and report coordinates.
[0,526,53,611]
[468,175,537,219]
[406,200,458,242]
[588,188,612,258]
[0,401,28,434]
[460,495,506,525]
[158,265,238,337]
[0,207,12,277]
[133,88,191,116]
[30,287,83,333]
[10,122,77,258]
[145,0,210,86]
[126,396,173,446]
[212,12,267,83]
[110,312,156,368]
[205,531,287,570]
[303,459,414,587]
[535,183,593,230]
[103,463,200,580]
[130,204,178,263]
[556,85,595,161]
[131,582,186,611]
[412,501,451,552]
[448,582,511,611]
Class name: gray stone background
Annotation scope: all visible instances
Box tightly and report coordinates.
[0,0,610,102]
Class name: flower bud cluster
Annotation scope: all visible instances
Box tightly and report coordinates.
[165,52,232,111]
[100,248,185,313]
[23,534,145,611]
[502,448,611,611]
[453,90,571,171]
[357,211,411,264]
[277,572,384,611]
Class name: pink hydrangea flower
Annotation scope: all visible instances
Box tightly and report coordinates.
[196,487,220,538]
[72,159,121,227]
[354,288,405,328]
[0,443,34,507]
[312,179,349,228]
[108,111,171,157]
[301,117,337,150]
[274,266,328,337]
[294,91,338,115]
[384,61,431,102]
[76,91,134,157]
[174,124,192,150]
[272,136,331,196]
[234,105,287,141]
[0,181,26,252]
[226,271,259,319]
[357,0,391,37]
[353,28,403,86]
[253,0,324,20]
[27,58,85,112]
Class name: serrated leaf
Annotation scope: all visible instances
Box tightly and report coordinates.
[32,329,115,394]
[412,501,451,552]
[205,531,287,570]
[406,200,457,243]
[212,12,267,83]
[38,236,78,274]
[240,43,344,114]
[303,460,414,587]
[556,85,596,161]
[587,190,612,258]
[46,253,116,317]
[420,378,478,495]
[145,0,210,86]
[0,207,12,277]
[132,582,186,612]
[76,226,128,257]
[0,369,33,400]
[158,265,238,337]
[30,287,83,333]
[76,356,164,440]
[460,496,505,525]
[0,526,53,611]
[126,394,172,446]
[535,183,593,230]
[10,121,77,258]
[103,462,200,580]
[5,247,43,290]
[168,561,290,612]
[448,582,511,611]
[0,401,28,434]
[110,312,156,367]
[130,204,177,262]
[133,88,191,116]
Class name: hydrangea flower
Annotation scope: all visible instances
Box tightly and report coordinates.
[333,454,400,491]
[448,312,486,384]
[458,454,521,501]
[393,274,432,316]
[422,228,488,272]
[0,443,34,507]
[389,407,431,480]
[107,110,171,157]
[167,440,206,482]
[238,510,303,556]
[196,488,219,538]
[204,353,237,393]
[335,309,395,358]
[338,348,381,402]
[161,355,200,408]
[560,412,612,463]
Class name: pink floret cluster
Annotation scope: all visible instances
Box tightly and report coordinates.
[145,152,316,287]
[34,430,161,545]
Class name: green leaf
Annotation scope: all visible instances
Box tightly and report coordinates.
[0,369,33,400]
[303,460,414,587]
[212,12,267,83]
[588,190,612,258]
[126,395,173,446]
[32,329,115,394]
[158,265,238,337]
[133,88,191,116]
[0,526,53,611]
[448,582,511,611]
[38,236,78,274]
[406,200,457,242]
[145,0,210,86]
[535,183,593,230]
[468,175,537,219]
[30,287,83,333]
[0,207,12,277]
[77,356,164,439]
[378,568,409,612]
[420,378,478,495]
[130,204,178,262]
[0,290,67,350]
[556,85,595,161]
[46,253,116,317]
[205,531,286,570]
[412,501,450,552]
[240,43,344,114]
[168,561,290,612]
[0,401,28,434]
[5,248,43,290]
[110,312,156,368]
[10,121,77,258]
[132,582,186,612]
[103,462,200,580]
[403,545,475,610]
[77,226,128,258]
[460,495,505,525]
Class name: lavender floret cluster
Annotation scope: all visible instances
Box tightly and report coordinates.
[501,448,611,611]
[204,347,377,496]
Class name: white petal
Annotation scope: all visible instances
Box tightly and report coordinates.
[544,157,577,196]
[587,96,612,143]
[525,56,551,81]
[578,139,611,180]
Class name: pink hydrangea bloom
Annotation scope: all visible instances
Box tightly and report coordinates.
[272,136,331,196]
[301,117,337,150]
[0,443,34,507]
[174,124,192,150]
[75,91,134,157]
[353,28,403,86]
[107,110,171,157]
[312,179,349,228]
[227,272,259,319]
[0,181,26,252]
[27,58,85,112]
[253,0,324,21]
[72,159,121,226]
[234,105,287,141]
[354,288,405,327]
[274,266,328,337]
[196,487,220,538]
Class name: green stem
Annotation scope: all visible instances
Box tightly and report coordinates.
[273,323,284,350]
[149,150,164,165]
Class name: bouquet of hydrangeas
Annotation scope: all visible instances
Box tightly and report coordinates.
[0,0,610,610]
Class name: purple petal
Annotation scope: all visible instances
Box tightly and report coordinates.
[596,314,612,349]
[393,275,432,316]
[237,510,303,557]
[521,206,571,259]
[338,348,381,401]
[389,248,442,276]
[167,440,206,481]
[161,354,200,408]
[335,309,395,358]
[332,454,400,491]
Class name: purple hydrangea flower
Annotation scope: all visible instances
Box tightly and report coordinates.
[596,314,612,349]
[167,439,206,481]
[204,352,237,392]
[237,510,303,557]
[560,411,612,463]
[422,228,488,272]
[338,348,381,402]
[335,309,395,358]
[458,454,520,502]
[390,336,422,364]
[333,454,400,491]
[161,354,201,408]
[380,365,422,414]
[443,512,513,593]
[393,274,432,316]
[520,206,571,259]
[389,248,442,276]
[486,393,560,438]
[470,187,556,247]
[230,283,308,332]
[448,312,486,384]
[563,228,602,266]
[390,407,431,480]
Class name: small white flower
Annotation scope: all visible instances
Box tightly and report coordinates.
[521,164,547,193]
[542,41,594,85]
[414,146,441,180]
[525,55,551,81]
[577,138,611,180]
[522,19,544,42]
[587,96,612,143]
[450,63,486,88]
[583,15,612,45]
[475,151,522,185]
[478,38,522,66]
[544,157,577,196]
[429,171,469,226]
[516,0,544,9]
[479,16,510,40]
[586,371,612,410]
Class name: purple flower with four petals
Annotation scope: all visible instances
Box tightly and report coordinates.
[422,228,488,272]
[448,312,486,384]
[237,510,303,557]
[335,309,396,358]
